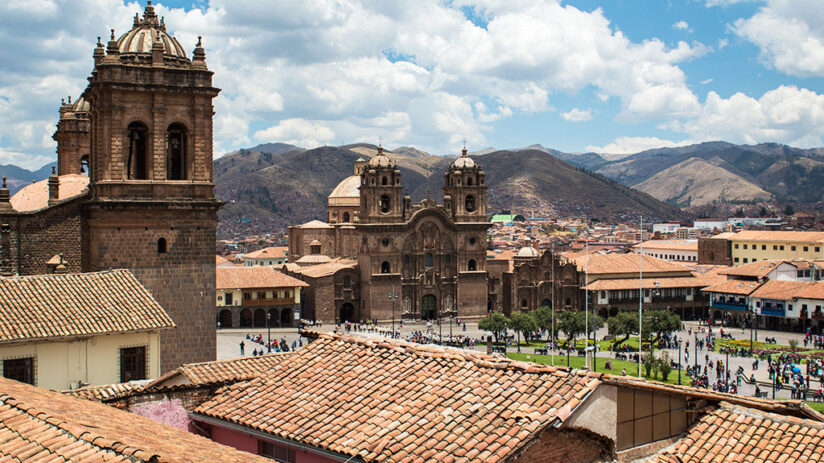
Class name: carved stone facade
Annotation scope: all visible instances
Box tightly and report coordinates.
[0,2,220,373]
[288,148,491,322]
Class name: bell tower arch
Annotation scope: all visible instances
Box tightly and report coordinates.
[359,146,404,224]
[442,146,487,223]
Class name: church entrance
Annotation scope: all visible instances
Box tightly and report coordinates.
[421,294,437,320]
[219,309,232,328]
[340,303,355,323]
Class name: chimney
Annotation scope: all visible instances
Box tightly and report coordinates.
[0,177,12,211]
[54,256,68,274]
[48,166,59,206]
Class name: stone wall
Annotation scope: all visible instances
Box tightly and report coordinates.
[513,427,613,463]
[698,237,732,265]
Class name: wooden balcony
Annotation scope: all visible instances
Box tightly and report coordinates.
[243,297,295,307]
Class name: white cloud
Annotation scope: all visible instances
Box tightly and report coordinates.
[562,108,593,122]
[673,20,690,31]
[586,136,689,155]
[700,78,714,84]
[733,0,824,77]
[704,0,757,6]
[253,118,335,148]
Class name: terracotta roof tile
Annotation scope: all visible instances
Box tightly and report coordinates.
[563,252,691,276]
[0,270,174,345]
[194,332,602,463]
[0,376,269,462]
[216,266,308,289]
[62,381,146,402]
[146,352,294,389]
[243,246,289,259]
[9,174,89,212]
[729,230,824,244]
[653,402,824,463]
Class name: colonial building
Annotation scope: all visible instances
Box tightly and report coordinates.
[215,266,307,328]
[0,2,221,373]
[287,147,490,323]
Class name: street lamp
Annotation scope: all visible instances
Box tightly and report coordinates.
[677,338,682,385]
[267,311,272,353]
[388,289,399,338]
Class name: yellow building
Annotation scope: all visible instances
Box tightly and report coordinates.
[729,231,824,265]
[0,270,175,390]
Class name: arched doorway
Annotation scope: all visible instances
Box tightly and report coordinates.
[254,309,266,327]
[540,299,551,309]
[219,309,232,328]
[280,308,292,327]
[421,295,437,320]
[268,309,278,326]
[340,303,355,322]
[240,309,252,327]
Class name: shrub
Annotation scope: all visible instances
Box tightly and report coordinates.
[658,352,672,382]
[643,351,657,378]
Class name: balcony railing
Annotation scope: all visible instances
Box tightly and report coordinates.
[762,307,786,317]
[244,297,295,307]
[711,301,748,311]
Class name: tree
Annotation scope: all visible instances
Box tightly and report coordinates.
[508,312,539,343]
[643,351,657,378]
[531,305,557,341]
[559,311,585,348]
[642,310,681,348]
[759,206,768,217]
[658,352,672,382]
[478,313,508,343]
[607,311,639,348]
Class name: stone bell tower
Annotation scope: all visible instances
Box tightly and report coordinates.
[82,1,221,372]
[359,146,404,224]
[443,146,487,223]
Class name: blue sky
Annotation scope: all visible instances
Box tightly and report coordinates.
[1,0,823,169]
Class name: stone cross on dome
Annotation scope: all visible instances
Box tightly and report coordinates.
[462,138,468,156]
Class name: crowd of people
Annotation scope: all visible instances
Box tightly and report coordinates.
[239,334,303,356]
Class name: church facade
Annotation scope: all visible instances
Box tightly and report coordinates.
[286,147,491,323]
[0,2,220,373]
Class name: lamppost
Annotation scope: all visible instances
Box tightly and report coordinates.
[388,289,399,338]
[750,305,755,352]
[677,338,682,385]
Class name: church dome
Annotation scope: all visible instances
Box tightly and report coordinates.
[116,2,188,60]
[450,147,476,169]
[328,175,360,199]
[71,96,90,113]
[367,146,396,168]
[516,246,539,258]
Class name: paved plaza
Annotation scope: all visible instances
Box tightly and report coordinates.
[217,318,822,401]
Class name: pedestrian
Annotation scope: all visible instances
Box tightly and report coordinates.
[621,368,626,376]
[240,341,245,355]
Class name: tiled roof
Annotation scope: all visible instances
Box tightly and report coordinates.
[653,402,824,463]
[9,174,89,212]
[750,280,824,301]
[632,240,698,251]
[216,266,308,289]
[146,352,294,389]
[62,381,147,402]
[729,230,824,243]
[719,259,783,278]
[0,270,175,345]
[582,275,719,291]
[563,252,691,276]
[244,246,289,259]
[702,279,764,295]
[194,332,602,463]
[0,376,269,462]
[285,259,358,278]
[299,219,332,229]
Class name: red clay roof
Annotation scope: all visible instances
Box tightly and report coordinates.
[653,402,824,463]
[0,269,175,344]
[146,352,294,389]
[62,381,147,402]
[194,332,602,462]
[0,376,269,462]
[244,246,288,259]
[216,266,308,289]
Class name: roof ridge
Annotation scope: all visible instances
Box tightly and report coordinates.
[718,401,824,429]
[0,268,127,281]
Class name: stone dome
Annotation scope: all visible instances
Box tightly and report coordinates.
[450,147,476,169]
[367,146,397,168]
[71,96,90,113]
[329,176,361,199]
[116,2,188,60]
[516,246,539,258]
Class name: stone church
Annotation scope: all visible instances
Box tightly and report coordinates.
[0,2,220,373]
[286,147,491,323]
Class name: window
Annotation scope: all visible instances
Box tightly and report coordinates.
[80,154,89,176]
[734,244,739,249]
[425,253,433,268]
[343,276,351,288]
[225,292,233,305]
[521,299,528,307]
[244,292,251,300]
[734,257,740,263]
[743,244,748,249]
[469,237,476,245]
[792,246,797,251]
[816,247,821,253]
[3,358,34,385]
[343,212,350,222]
[467,177,473,186]
[743,258,748,263]
[381,261,390,273]
[804,246,809,252]
[381,176,388,185]
[380,195,391,213]
[404,255,411,264]
[445,254,451,264]
[762,245,766,250]
[120,346,146,382]
[382,238,390,247]
[468,259,477,271]
[157,238,167,253]
[465,195,476,213]
[258,441,296,463]
[780,245,785,251]
[773,245,778,250]
[166,123,187,180]
[127,122,149,180]
[258,291,266,299]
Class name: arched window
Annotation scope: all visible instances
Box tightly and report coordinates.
[381,261,390,273]
[404,254,411,264]
[465,195,476,213]
[157,237,167,253]
[166,123,187,180]
[127,122,149,180]
[468,259,477,271]
[425,253,433,268]
[343,211,350,222]
[521,299,528,307]
[343,275,351,288]
[467,177,473,186]
[382,176,388,185]
[380,195,391,213]
[80,155,89,176]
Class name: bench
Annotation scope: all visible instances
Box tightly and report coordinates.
[534,348,548,355]
[493,346,506,354]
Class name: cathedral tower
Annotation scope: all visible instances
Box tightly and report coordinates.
[359,146,404,223]
[53,96,91,176]
[443,147,487,222]
[82,1,221,372]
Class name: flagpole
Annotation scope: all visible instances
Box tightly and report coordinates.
[638,215,643,378]
[585,218,589,370]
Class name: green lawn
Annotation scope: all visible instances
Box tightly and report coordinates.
[806,402,824,413]
[509,337,648,351]
[507,352,692,386]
